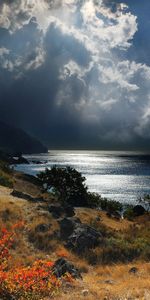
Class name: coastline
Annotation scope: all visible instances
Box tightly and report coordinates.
[13,150,150,204]
[0,167,150,299]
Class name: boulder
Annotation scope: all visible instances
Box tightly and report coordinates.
[67,223,102,252]
[11,190,33,201]
[11,190,44,202]
[95,216,101,222]
[82,289,89,296]
[59,217,102,253]
[49,204,75,219]
[64,205,75,217]
[59,217,81,240]
[52,258,82,279]
[31,160,42,164]
[49,205,64,218]
[35,223,51,233]
[133,205,145,216]
[16,156,29,164]
[129,267,138,274]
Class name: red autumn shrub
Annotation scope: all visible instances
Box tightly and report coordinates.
[0,223,74,300]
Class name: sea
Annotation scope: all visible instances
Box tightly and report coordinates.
[15,150,150,205]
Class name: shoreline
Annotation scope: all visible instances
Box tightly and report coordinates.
[0,159,150,299]
[13,151,150,205]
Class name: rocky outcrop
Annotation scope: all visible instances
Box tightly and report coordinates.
[0,150,29,164]
[49,205,64,218]
[52,258,82,279]
[11,156,29,164]
[49,205,75,219]
[59,217,102,253]
[59,217,81,240]
[11,190,44,202]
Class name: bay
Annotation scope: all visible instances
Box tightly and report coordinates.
[15,150,150,204]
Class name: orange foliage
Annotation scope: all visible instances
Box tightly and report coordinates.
[0,223,73,300]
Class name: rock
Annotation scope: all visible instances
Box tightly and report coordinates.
[59,217,81,240]
[95,216,101,222]
[7,155,29,165]
[133,205,145,216]
[68,224,102,252]
[32,160,42,164]
[16,156,29,164]
[11,190,44,202]
[129,267,138,274]
[52,258,82,279]
[49,204,75,218]
[35,223,51,233]
[59,217,102,253]
[104,280,116,285]
[106,211,120,220]
[97,279,116,285]
[49,205,64,218]
[11,190,33,201]
[64,205,75,217]
[82,289,89,296]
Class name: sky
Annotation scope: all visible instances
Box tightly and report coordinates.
[0,0,150,150]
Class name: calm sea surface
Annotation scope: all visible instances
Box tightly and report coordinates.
[15,151,150,204]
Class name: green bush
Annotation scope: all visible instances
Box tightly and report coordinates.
[38,166,88,206]
[87,192,123,214]
[123,206,135,220]
[0,171,13,188]
[0,160,12,174]
[85,234,150,265]
[87,192,102,208]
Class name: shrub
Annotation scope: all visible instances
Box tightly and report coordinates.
[0,223,74,300]
[0,160,12,174]
[87,192,123,214]
[87,192,102,208]
[124,204,146,220]
[0,171,13,188]
[38,166,88,206]
[123,206,135,220]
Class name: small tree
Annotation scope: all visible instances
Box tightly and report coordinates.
[38,166,88,206]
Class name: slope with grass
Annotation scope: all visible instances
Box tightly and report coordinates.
[0,167,150,299]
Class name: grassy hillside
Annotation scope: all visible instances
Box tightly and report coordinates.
[0,164,150,299]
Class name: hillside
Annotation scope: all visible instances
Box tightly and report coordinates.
[0,121,48,154]
[0,166,150,299]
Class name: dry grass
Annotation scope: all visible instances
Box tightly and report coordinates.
[0,179,150,300]
[0,186,59,266]
[53,263,150,300]
[84,262,150,299]
[75,207,132,231]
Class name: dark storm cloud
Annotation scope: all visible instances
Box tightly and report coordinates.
[0,0,150,150]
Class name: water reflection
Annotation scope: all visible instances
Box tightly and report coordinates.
[15,150,150,204]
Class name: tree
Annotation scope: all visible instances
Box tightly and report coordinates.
[38,166,88,206]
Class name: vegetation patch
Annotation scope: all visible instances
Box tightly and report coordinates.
[0,223,74,300]
[0,171,13,188]
[38,166,88,206]
[0,160,13,188]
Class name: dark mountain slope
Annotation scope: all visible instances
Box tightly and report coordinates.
[0,121,48,154]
